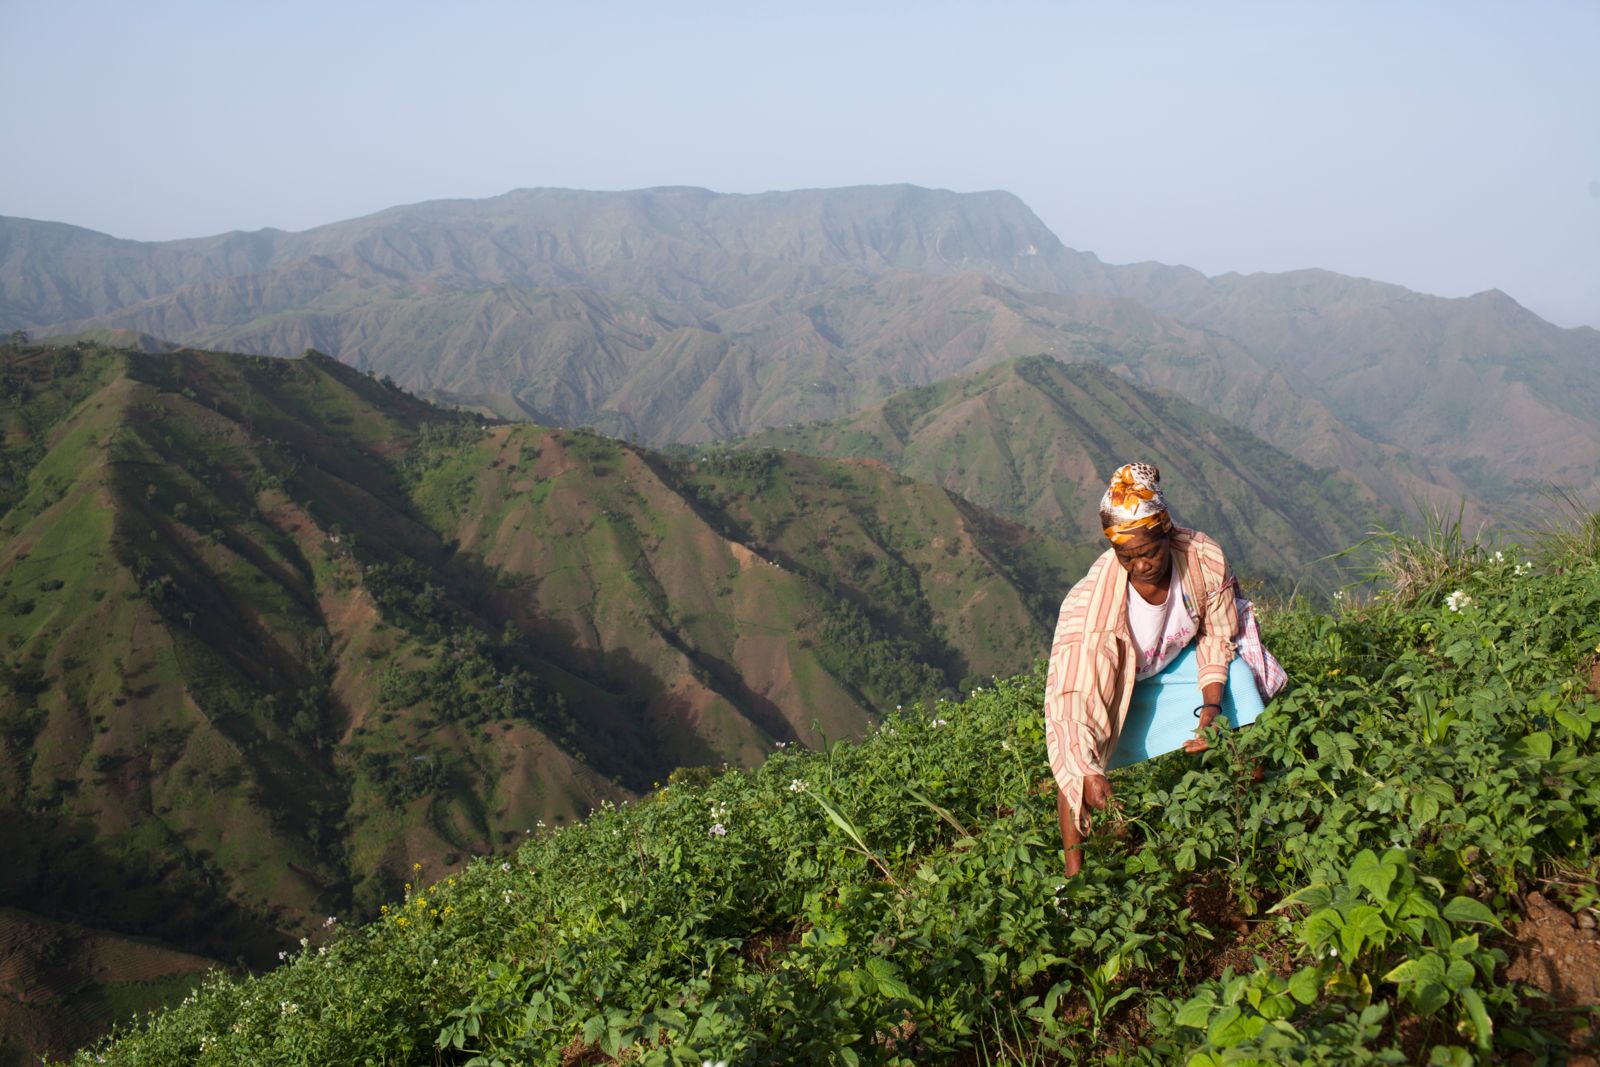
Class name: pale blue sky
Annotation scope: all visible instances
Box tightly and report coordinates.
[3,1,1596,328]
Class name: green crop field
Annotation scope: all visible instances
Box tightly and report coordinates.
[69,517,1600,1065]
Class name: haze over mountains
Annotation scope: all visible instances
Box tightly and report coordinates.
[6,184,1596,518]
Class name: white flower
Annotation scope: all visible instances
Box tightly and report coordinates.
[279,1001,299,1016]
[1445,590,1473,612]
[277,950,288,961]
[1494,550,1505,563]
[299,936,310,948]
[323,915,338,927]
[1332,590,1345,602]
[708,823,728,837]
[774,740,787,748]
[501,862,512,872]
[932,718,949,728]
[1001,741,1011,752]
[703,1060,729,1067]
[788,779,807,793]
[502,890,514,903]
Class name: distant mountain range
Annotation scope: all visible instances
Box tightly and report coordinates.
[5,185,1595,515]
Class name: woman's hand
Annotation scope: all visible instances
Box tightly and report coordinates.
[1186,682,1227,752]
[1083,774,1113,809]
[1184,706,1219,752]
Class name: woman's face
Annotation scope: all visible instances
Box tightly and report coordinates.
[1111,528,1172,586]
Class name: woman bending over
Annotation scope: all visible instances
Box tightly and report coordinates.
[1044,463,1282,878]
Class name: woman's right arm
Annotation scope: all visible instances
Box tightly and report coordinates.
[1044,563,1118,833]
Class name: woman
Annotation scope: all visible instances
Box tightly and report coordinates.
[1044,463,1283,877]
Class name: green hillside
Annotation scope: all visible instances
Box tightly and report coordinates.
[67,519,1600,1065]
[0,339,1096,1060]
[1083,266,1600,503]
[744,356,1385,592]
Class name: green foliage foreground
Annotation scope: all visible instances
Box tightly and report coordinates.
[76,540,1600,1065]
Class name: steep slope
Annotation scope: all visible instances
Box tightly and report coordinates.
[1,340,1095,1053]
[68,531,1600,1066]
[744,356,1381,590]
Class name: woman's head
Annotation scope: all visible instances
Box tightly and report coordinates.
[1099,463,1174,581]
[1098,462,1173,545]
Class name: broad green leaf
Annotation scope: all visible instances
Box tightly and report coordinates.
[1555,708,1591,740]
[1442,896,1502,929]
[1411,981,1450,1016]
[1347,850,1397,902]
[1272,882,1334,911]
[1175,993,1217,1029]
[1287,967,1320,1005]
[1444,958,1475,992]
[1514,731,1554,760]
[864,957,913,1001]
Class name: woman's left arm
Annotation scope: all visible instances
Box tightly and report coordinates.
[1187,537,1241,747]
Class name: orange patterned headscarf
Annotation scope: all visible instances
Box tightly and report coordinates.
[1099,462,1173,544]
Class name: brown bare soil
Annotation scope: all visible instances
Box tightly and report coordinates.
[558,1034,611,1066]
[740,926,803,972]
[1503,892,1600,1062]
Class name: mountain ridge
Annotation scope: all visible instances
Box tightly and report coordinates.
[5,184,1596,512]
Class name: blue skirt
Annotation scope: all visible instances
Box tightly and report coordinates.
[1107,644,1266,770]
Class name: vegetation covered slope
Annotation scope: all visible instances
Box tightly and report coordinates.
[1080,264,1600,503]
[744,356,1383,591]
[70,521,1600,1065]
[0,340,1092,1028]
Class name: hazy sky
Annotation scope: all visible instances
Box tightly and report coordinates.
[3,1,1596,328]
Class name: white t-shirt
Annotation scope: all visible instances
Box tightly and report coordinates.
[1127,569,1197,679]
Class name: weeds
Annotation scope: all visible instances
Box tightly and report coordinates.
[1343,501,1490,607]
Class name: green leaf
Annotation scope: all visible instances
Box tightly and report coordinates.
[864,957,914,1001]
[1347,850,1397,903]
[1411,793,1441,824]
[1442,897,1502,930]
[1175,993,1216,1029]
[1444,958,1476,992]
[1272,883,1334,912]
[1459,987,1493,1051]
[1412,982,1450,1016]
[1208,1004,1267,1047]
[1555,708,1592,741]
[1287,967,1320,1006]
[1514,731,1554,760]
